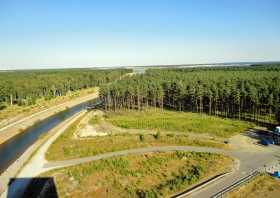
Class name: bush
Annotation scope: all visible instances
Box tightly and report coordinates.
[153,132,160,140]
[0,103,6,110]
[136,189,158,198]
[139,134,145,142]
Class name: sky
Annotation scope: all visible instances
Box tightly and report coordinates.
[0,0,279,69]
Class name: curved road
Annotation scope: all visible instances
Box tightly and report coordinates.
[6,145,280,198]
[43,146,280,198]
[44,146,227,169]
[2,109,280,198]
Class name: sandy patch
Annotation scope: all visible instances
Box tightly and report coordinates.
[76,125,108,138]
[74,110,109,138]
[228,132,266,152]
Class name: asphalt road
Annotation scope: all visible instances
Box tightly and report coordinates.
[188,147,280,198]
[3,120,280,198]
[43,145,280,198]
[44,146,226,169]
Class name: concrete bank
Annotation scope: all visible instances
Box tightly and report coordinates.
[0,110,86,197]
[0,91,98,145]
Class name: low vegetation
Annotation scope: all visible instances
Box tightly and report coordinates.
[105,108,254,138]
[46,108,252,160]
[46,128,224,161]
[42,151,233,198]
[227,174,280,198]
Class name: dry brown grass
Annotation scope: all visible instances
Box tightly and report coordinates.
[46,110,227,161]
[47,132,225,161]
[227,174,280,198]
[42,152,233,198]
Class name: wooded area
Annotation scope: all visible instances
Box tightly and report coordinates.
[100,65,280,124]
[0,68,130,107]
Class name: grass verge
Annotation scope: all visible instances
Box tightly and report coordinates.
[0,87,96,124]
[46,132,225,161]
[42,151,233,198]
[105,108,255,138]
[227,173,280,198]
[46,109,230,161]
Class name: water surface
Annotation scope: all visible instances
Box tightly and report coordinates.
[0,99,98,174]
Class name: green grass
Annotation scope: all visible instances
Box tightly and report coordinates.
[89,114,102,125]
[46,132,224,161]
[46,109,233,161]
[42,151,233,198]
[105,108,255,138]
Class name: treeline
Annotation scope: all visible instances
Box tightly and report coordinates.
[0,68,130,106]
[100,65,280,124]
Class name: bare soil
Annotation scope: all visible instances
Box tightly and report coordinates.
[228,131,267,152]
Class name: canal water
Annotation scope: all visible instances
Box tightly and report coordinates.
[0,99,98,174]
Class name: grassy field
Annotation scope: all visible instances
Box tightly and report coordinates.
[105,108,255,138]
[0,87,96,123]
[42,151,233,198]
[227,174,280,198]
[46,115,225,160]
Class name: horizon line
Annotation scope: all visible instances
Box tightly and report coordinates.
[1,60,280,71]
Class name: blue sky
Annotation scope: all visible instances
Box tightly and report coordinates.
[0,0,279,69]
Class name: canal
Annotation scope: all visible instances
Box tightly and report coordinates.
[0,99,98,174]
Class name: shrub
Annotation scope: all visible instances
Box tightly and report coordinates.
[139,134,145,142]
[90,115,101,125]
[153,132,160,140]
[136,190,158,198]
[0,103,6,110]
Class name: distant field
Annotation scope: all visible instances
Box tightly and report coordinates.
[105,108,254,138]
[227,174,280,198]
[42,151,233,198]
[46,112,225,161]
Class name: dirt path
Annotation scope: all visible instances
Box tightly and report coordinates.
[74,110,227,143]
[3,107,280,198]
[0,90,99,145]
[1,145,232,198]
[44,146,230,170]
[5,144,279,198]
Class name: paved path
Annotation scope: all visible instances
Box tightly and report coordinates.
[188,147,280,198]
[44,146,227,169]
[43,146,280,198]
[2,113,280,198]
[6,144,280,198]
